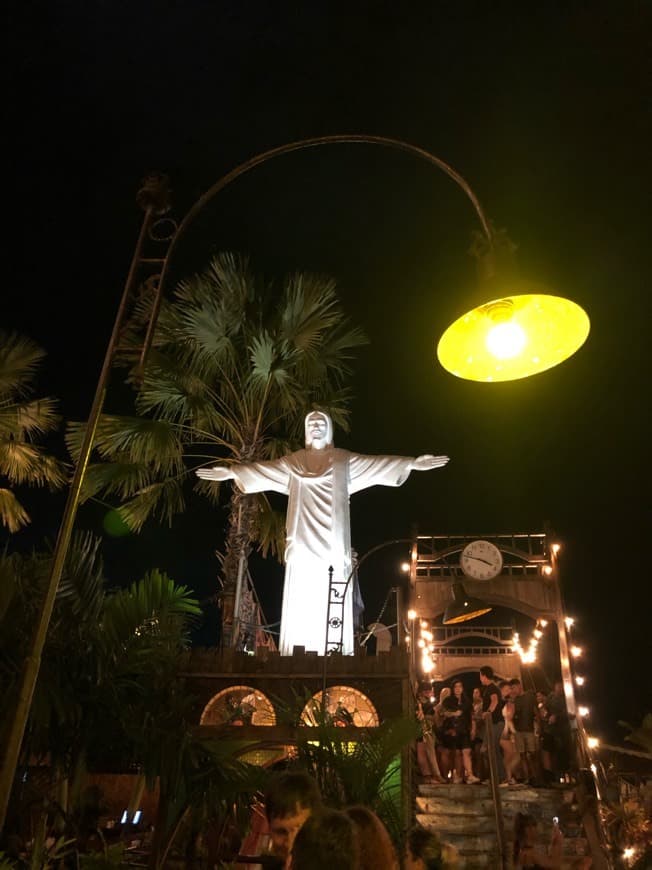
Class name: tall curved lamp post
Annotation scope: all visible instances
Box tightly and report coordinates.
[0,134,590,828]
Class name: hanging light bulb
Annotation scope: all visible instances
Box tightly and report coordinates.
[485,318,527,359]
[437,231,590,382]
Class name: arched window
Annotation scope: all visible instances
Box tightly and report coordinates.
[300,686,379,727]
[200,686,283,767]
[200,685,276,727]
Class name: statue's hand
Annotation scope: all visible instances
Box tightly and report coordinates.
[196,465,234,482]
[412,454,450,471]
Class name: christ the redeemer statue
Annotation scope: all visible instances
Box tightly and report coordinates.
[197,411,449,656]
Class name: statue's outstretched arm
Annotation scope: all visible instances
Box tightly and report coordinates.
[411,454,450,471]
[196,465,235,482]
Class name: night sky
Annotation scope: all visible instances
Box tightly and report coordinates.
[6,3,651,742]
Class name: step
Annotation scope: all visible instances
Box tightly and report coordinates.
[416,811,496,834]
[415,819,497,854]
[418,783,491,800]
[416,795,496,815]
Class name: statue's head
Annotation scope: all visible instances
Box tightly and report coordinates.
[304,410,333,450]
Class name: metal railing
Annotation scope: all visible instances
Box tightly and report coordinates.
[482,711,508,869]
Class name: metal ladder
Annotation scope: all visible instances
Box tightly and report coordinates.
[324,565,347,654]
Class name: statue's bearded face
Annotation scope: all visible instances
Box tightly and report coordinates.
[305,411,333,449]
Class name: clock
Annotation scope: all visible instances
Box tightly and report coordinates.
[460,540,503,580]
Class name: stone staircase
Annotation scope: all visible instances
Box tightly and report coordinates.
[415,781,592,869]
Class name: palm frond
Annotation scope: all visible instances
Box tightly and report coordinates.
[116,478,187,531]
[54,531,106,620]
[0,331,46,398]
[280,273,344,350]
[248,493,286,560]
[101,570,201,652]
[193,476,224,507]
[67,415,184,470]
[78,461,156,502]
[0,397,60,440]
[0,441,67,488]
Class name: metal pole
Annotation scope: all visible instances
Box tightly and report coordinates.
[483,711,508,868]
[0,138,494,830]
[0,179,166,831]
[394,585,402,648]
[230,501,246,648]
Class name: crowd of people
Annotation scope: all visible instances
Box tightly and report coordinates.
[247,769,460,869]
[247,766,588,869]
[416,666,573,788]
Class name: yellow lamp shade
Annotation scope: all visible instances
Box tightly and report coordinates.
[437,292,590,382]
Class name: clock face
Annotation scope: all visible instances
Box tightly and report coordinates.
[460,540,503,580]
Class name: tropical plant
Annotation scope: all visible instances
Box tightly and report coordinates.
[142,728,268,870]
[273,688,419,848]
[1,533,202,779]
[0,533,205,858]
[65,253,368,646]
[0,330,67,532]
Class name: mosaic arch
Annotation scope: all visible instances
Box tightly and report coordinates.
[200,686,276,727]
[301,686,380,728]
[200,686,283,766]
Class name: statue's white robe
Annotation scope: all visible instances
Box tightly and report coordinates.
[231,447,414,656]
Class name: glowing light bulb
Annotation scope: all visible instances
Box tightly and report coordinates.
[575,676,585,686]
[485,320,527,359]
[552,543,561,555]
[437,293,590,383]
[623,847,635,860]
[533,629,543,639]
[587,736,599,749]
[417,638,425,648]
[400,561,410,573]
[578,706,590,717]
[407,609,417,620]
[543,564,553,575]
[565,616,575,629]
[539,619,548,627]
[571,645,583,658]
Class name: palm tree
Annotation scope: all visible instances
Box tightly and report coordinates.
[0,330,67,532]
[66,253,368,646]
[1,533,268,868]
